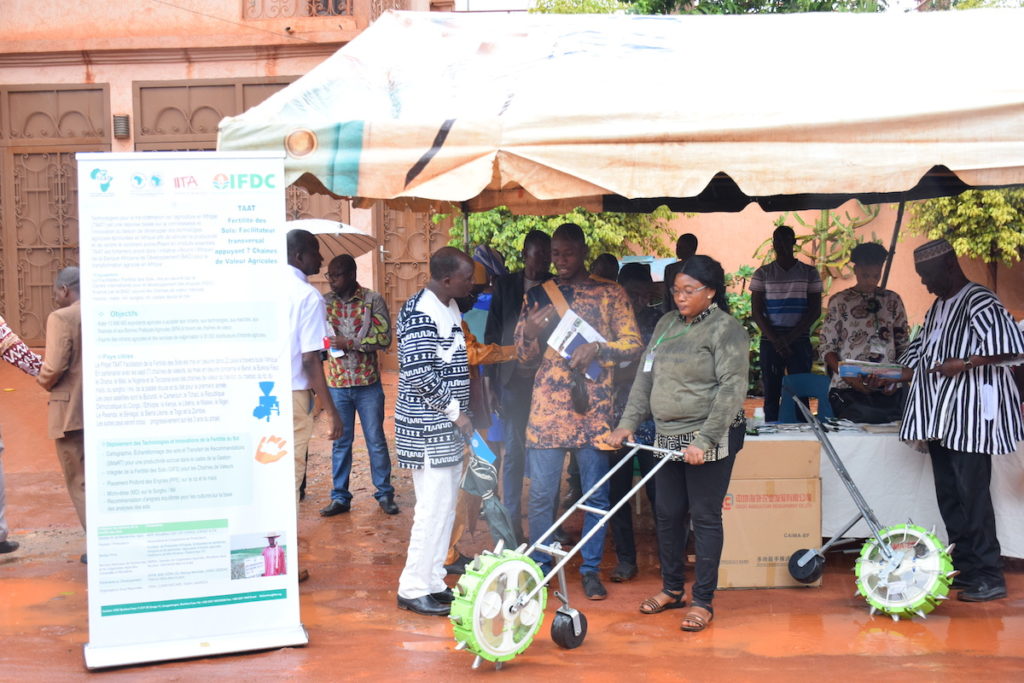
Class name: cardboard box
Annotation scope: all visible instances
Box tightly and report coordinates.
[718,477,822,589]
[731,438,820,480]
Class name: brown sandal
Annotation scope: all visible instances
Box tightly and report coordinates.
[639,590,686,615]
[680,605,713,632]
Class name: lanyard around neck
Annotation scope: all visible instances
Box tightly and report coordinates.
[651,303,717,352]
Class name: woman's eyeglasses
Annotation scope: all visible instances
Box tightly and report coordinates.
[670,285,707,298]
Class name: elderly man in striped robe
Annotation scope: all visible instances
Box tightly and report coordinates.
[894,238,1024,603]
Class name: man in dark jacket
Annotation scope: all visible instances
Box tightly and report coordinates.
[484,230,551,545]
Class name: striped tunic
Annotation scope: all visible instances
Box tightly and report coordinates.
[749,260,822,329]
[394,288,470,470]
[898,283,1024,455]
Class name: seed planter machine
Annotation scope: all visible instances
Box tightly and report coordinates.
[449,441,673,670]
[787,398,956,620]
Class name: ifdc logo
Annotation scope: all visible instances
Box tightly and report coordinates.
[212,173,276,190]
[722,493,735,511]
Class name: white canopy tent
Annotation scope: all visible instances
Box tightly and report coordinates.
[218,8,1024,215]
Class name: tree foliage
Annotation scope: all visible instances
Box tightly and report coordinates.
[907,189,1024,266]
[625,0,883,16]
[532,0,630,12]
[903,0,1024,269]
[725,265,763,391]
[945,0,1024,9]
[446,206,675,272]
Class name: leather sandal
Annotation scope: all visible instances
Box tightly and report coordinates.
[680,605,713,632]
[639,590,685,615]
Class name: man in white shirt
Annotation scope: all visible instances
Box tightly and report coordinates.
[286,229,343,506]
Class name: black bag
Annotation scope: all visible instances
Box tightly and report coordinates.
[571,371,590,414]
[828,387,906,424]
[468,373,493,431]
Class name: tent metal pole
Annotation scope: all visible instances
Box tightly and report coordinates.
[462,201,471,253]
[881,201,905,289]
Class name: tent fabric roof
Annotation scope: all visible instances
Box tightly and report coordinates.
[218,9,1024,214]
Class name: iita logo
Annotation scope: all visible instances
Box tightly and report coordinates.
[212,173,277,190]
[89,168,113,192]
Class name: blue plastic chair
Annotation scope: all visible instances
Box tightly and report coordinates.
[778,373,833,423]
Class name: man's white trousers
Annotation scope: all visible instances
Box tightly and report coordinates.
[397,457,461,599]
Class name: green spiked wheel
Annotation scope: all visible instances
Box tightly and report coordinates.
[855,523,953,620]
[450,549,547,663]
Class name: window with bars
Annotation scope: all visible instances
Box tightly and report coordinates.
[243,0,353,19]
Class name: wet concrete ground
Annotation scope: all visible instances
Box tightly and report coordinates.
[1,363,1022,681]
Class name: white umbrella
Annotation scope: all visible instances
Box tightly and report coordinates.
[286,218,377,260]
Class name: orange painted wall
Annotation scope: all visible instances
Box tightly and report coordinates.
[0,0,363,52]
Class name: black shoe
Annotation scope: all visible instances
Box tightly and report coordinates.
[444,554,472,575]
[551,526,574,547]
[0,540,19,554]
[379,495,400,515]
[319,500,351,517]
[958,582,1007,602]
[298,568,310,583]
[431,587,454,604]
[397,594,450,616]
[582,572,607,601]
[80,553,88,565]
[609,561,638,583]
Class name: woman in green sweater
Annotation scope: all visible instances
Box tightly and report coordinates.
[609,255,748,632]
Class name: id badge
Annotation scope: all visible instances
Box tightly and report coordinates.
[643,350,655,373]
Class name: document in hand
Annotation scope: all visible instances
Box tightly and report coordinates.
[547,309,605,381]
[838,359,904,380]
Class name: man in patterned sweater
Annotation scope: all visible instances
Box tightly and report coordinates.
[395,247,475,617]
[0,312,43,554]
[319,254,398,517]
[515,223,642,601]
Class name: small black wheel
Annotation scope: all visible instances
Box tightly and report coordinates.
[550,610,588,649]
[788,549,824,584]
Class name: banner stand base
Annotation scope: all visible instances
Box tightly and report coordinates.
[83,625,308,670]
